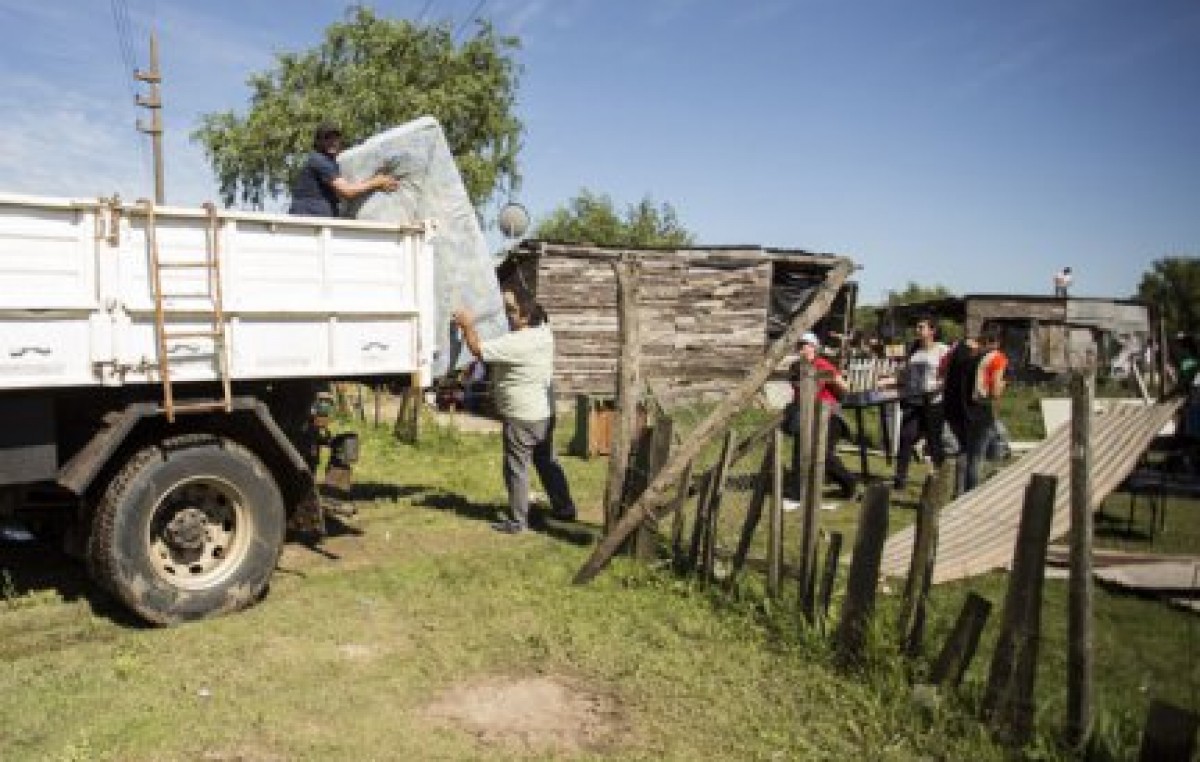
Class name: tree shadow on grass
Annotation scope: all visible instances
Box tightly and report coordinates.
[0,539,148,630]
[415,490,598,547]
[348,482,429,502]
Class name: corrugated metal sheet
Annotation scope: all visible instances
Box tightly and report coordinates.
[880,398,1183,584]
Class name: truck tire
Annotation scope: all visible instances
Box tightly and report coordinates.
[88,435,285,625]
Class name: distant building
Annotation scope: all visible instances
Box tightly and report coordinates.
[879,294,1151,380]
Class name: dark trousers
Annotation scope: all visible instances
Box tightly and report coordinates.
[502,417,575,528]
[825,414,858,497]
[783,404,857,497]
[895,402,945,484]
[946,416,993,496]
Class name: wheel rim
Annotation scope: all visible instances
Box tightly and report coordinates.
[146,476,252,591]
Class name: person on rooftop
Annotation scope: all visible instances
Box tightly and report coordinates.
[1053,266,1073,298]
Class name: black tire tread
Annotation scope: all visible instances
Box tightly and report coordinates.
[88,434,282,625]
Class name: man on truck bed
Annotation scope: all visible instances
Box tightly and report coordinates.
[453,290,577,534]
[289,124,399,217]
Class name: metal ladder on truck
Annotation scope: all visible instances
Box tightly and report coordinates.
[141,200,233,423]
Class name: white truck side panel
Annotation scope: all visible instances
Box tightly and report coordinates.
[0,194,434,390]
[0,201,97,309]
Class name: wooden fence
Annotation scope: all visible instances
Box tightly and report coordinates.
[582,277,1198,757]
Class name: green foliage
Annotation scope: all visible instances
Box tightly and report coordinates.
[853,304,880,335]
[192,6,523,209]
[856,281,957,338]
[534,188,695,247]
[1136,256,1200,337]
[885,281,955,306]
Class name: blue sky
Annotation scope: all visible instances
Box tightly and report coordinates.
[2,0,1197,305]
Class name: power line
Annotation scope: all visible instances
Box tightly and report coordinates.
[454,0,488,41]
[109,0,153,192]
[415,0,435,24]
[110,0,137,76]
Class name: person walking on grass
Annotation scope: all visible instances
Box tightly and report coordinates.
[453,290,577,534]
[942,330,1007,496]
[893,316,949,491]
[786,332,858,499]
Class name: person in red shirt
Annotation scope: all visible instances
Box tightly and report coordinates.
[786,332,857,499]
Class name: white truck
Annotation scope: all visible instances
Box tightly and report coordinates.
[0,192,437,624]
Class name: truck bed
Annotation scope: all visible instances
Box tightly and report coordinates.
[0,193,435,390]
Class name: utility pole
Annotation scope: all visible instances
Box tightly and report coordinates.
[135,31,164,204]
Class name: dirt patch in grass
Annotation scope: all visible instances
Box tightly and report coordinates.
[425,674,624,754]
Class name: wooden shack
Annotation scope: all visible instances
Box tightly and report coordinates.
[880,294,1152,378]
[497,241,855,403]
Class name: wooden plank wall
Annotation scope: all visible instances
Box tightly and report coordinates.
[503,245,785,404]
[965,299,1064,337]
[673,251,772,401]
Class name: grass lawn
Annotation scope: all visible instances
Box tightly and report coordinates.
[0,405,1196,761]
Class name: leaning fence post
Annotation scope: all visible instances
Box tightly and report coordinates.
[669,461,695,571]
[628,419,674,560]
[682,470,712,574]
[603,255,641,533]
[834,482,890,667]
[703,430,737,583]
[1138,700,1199,761]
[729,441,775,590]
[1067,366,1095,748]
[687,432,735,579]
[899,468,948,656]
[766,429,785,598]
[394,374,422,444]
[930,592,993,688]
[799,402,830,621]
[983,473,1057,747]
[792,369,820,607]
[1156,313,1170,400]
[817,531,844,625]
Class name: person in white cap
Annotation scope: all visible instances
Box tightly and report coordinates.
[786,332,858,499]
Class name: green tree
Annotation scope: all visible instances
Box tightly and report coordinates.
[1136,256,1200,338]
[192,6,522,209]
[854,282,955,338]
[533,189,695,247]
[885,281,954,306]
